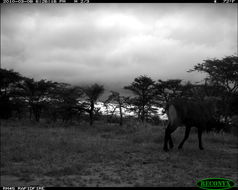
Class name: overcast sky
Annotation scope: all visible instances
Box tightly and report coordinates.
[1,4,237,97]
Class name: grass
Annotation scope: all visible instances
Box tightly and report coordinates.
[1,119,237,187]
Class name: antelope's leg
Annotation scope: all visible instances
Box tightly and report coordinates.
[169,133,174,149]
[178,126,191,149]
[163,123,171,151]
[163,123,177,151]
[198,128,204,150]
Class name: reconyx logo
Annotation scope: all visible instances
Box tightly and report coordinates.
[197,178,235,190]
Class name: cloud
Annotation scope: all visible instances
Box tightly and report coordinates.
[1,4,237,97]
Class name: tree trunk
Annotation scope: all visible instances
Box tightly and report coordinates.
[32,104,41,122]
[33,109,40,122]
[89,101,94,126]
[17,108,21,120]
[29,107,32,120]
[223,94,231,123]
[119,103,123,126]
[141,105,145,123]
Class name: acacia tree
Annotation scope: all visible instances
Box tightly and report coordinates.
[47,83,83,123]
[105,91,129,126]
[17,78,56,122]
[103,100,117,122]
[176,80,226,102]
[0,68,23,120]
[124,75,156,123]
[81,83,104,125]
[189,55,238,121]
[44,82,67,122]
[154,79,183,106]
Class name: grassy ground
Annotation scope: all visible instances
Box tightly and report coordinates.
[1,120,237,187]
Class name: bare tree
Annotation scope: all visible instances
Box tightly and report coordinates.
[81,83,104,125]
[105,91,129,126]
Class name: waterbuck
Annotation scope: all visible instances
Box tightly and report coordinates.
[163,99,224,151]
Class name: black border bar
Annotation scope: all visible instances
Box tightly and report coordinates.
[1,0,238,3]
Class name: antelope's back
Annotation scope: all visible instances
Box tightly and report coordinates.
[167,99,217,128]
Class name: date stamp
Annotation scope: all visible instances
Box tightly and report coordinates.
[2,0,89,3]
